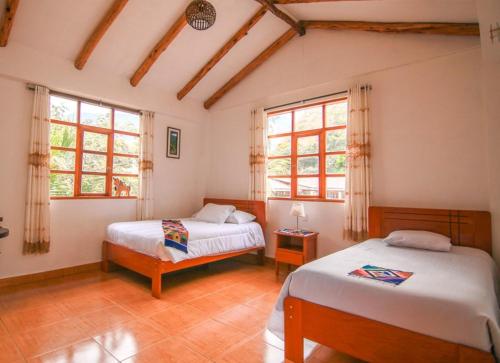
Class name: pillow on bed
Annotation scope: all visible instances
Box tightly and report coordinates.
[193,203,236,224]
[226,210,256,224]
[384,230,451,252]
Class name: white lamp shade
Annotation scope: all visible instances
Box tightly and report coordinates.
[289,202,306,218]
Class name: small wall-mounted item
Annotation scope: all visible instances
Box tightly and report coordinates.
[0,217,9,239]
[167,127,181,159]
[491,23,500,43]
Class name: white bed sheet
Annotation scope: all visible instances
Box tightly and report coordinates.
[268,238,500,354]
[106,219,265,263]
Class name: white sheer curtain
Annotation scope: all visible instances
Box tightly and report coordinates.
[249,108,267,201]
[344,84,372,242]
[137,111,154,220]
[24,85,51,254]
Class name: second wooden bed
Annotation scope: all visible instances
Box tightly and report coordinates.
[102,198,266,298]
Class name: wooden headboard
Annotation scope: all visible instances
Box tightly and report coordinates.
[368,206,492,255]
[203,198,266,232]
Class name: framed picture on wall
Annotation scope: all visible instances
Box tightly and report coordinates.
[167,127,181,159]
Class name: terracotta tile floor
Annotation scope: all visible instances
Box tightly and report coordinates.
[0,261,364,363]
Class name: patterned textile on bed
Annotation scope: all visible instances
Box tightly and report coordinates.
[348,265,413,286]
[162,219,189,253]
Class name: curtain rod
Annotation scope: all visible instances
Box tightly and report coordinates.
[26,83,141,114]
[263,85,372,112]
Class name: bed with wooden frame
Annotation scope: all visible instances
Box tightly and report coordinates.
[284,206,495,363]
[102,198,266,298]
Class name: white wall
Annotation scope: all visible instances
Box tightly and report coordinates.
[477,0,500,262]
[0,42,210,278]
[207,31,489,259]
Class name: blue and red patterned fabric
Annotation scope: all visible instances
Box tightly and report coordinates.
[162,219,189,253]
[348,265,413,286]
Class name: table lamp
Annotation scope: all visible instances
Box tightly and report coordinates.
[290,202,306,232]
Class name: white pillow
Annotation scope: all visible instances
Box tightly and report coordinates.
[226,210,256,224]
[384,230,451,252]
[193,203,236,224]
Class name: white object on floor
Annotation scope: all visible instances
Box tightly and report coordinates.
[268,238,500,354]
[106,219,264,263]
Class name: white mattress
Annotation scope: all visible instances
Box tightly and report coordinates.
[268,238,500,354]
[106,219,265,263]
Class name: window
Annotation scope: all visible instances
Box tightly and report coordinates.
[267,98,348,201]
[49,94,140,199]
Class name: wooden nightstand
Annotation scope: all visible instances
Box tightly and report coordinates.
[274,229,318,276]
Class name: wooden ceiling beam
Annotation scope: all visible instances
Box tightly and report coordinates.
[177,6,267,100]
[0,0,20,47]
[74,0,129,70]
[204,28,296,109]
[275,0,367,2]
[303,21,480,36]
[130,13,187,87]
[254,0,305,35]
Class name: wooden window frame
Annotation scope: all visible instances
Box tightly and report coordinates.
[49,94,140,200]
[267,98,347,203]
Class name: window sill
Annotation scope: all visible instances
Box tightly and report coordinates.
[268,197,344,203]
[51,196,137,200]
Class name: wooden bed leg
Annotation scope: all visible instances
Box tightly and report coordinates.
[284,297,304,363]
[257,248,265,265]
[151,266,162,299]
[101,241,110,273]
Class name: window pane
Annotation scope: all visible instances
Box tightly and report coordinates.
[326,129,346,152]
[50,173,74,197]
[82,153,107,173]
[113,156,139,174]
[50,150,75,171]
[297,178,319,196]
[50,123,76,148]
[114,134,140,155]
[326,154,346,174]
[267,158,291,176]
[297,156,319,175]
[268,136,291,157]
[115,111,140,133]
[80,102,111,129]
[267,178,291,198]
[81,175,106,194]
[112,176,139,197]
[326,101,348,127]
[294,106,322,131]
[50,96,77,123]
[267,112,292,136]
[297,135,318,155]
[83,132,108,152]
[327,177,346,200]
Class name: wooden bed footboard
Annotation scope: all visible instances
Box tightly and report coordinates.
[284,296,494,363]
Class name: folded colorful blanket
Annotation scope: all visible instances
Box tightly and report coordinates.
[162,219,189,253]
[348,265,413,286]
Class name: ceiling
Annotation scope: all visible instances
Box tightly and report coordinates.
[0,0,478,103]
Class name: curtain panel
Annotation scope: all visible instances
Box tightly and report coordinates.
[344,84,372,242]
[137,111,154,220]
[24,85,51,254]
[249,108,267,201]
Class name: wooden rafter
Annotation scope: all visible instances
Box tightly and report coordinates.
[74,0,129,70]
[254,0,305,35]
[303,21,480,36]
[177,6,268,100]
[204,28,296,109]
[275,0,366,2]
[0,0,20,47]
[130,13,187,87]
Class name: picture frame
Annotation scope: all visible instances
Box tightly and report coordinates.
[166,127,181,159]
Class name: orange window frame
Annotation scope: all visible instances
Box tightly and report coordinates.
[49,95,140,200]
[267,98,347,202]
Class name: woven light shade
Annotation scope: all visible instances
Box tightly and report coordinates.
[185,0,216,31]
